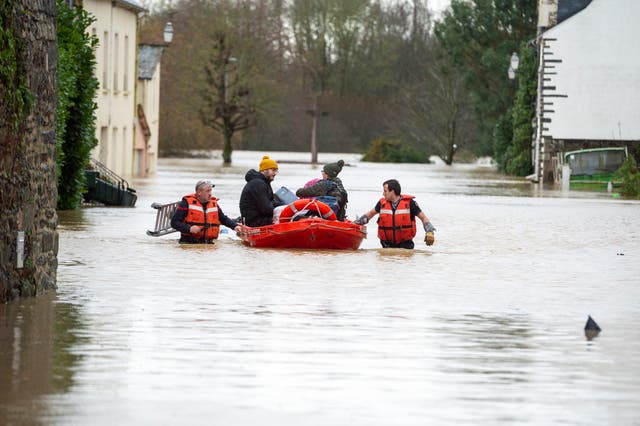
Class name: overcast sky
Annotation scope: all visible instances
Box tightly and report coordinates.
[142,0,451,16]
[430,0,451,15]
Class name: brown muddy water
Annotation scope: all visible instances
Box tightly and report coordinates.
[2,151,640,425]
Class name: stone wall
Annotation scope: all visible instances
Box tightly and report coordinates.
[0,0,58,302]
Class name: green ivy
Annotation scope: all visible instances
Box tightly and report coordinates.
[615,156,640,199]
[362,138,429,163]
[494,43,537,176]
[0,0,33,131]
[506,44,537,176]
[492,109,513,171]
[56,0,99,210]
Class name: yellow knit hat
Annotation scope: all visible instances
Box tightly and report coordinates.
[259,155,279,171]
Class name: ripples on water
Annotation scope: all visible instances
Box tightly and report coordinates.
[2,151,640,425]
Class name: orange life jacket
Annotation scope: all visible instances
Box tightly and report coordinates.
[377,195,416,244]
[182,194,220,240]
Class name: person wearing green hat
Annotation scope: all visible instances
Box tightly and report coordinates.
[295,159,349,220]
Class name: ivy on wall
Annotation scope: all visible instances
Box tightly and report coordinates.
[56,0,99,210]
[0,0,33,131]
[493,43,537,176]
[505,44,537,176]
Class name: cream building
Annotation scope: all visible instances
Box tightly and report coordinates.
[83,0,145,177]
[135,45,164,175]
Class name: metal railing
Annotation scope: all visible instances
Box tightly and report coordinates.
[89,158,134,193]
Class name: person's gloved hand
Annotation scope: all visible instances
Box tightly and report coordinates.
[424,232,435,245]
[423,221,435,246]
[354,215,369,225]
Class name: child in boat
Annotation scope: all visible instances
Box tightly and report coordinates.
[295,160,348,220]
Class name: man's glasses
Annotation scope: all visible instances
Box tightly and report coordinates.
[196,180,215,190]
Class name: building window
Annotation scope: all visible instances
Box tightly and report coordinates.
[91,28,97,51]
[113,33,119,92]
[99,126,109,164]
[123,35,129,92]
[123,126,128,172]
[102,31,109,89]
[112,127,119,171]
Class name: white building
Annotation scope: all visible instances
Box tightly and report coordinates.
[135,45,164,175]
[533,0,640,183]
[83,0,145,178]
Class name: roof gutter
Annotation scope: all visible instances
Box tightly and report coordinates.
[113,0,147,14]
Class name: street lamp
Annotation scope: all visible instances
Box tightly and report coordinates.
[511,52,520,71]
[163,22,174,45]
[508,52,519,80]
[224,57,237,104]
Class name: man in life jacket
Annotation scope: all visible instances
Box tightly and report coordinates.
[171,179,244,244]
[354,179,436,249]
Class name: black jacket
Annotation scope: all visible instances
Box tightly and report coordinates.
[295,177,348,220]
[239,169,275,227]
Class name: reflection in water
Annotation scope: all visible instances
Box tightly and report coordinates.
[433,314,534,385]
[0,293,85,424]
[2,151,640,425]
[51,302,86,391]
[57,209,95,231]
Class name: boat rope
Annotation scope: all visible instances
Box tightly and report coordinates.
[260,221,366,236]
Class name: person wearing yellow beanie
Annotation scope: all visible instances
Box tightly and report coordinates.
[239,155,280,226]
[259,155,279,172]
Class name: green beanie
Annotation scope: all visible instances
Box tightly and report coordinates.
[323,159,344,178]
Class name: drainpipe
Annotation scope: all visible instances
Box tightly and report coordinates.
[108,3,113,129]
[532,37,544,183]
[133,11,142,177]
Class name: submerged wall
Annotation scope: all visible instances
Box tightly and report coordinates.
[0,0,58,302]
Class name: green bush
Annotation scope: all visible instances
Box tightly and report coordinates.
[362,138,429,163]
[615,156,640,199]
[492,110,512,171]
[0,0,33,131]
[56,0,99,210]
[494,44,536,176]
[505,149,531,176]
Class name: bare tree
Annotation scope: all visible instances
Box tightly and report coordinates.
[394,58,475,165]
[200,33,254,165]
[289,0,368,163]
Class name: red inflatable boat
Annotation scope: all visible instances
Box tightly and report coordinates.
[239,200,366,250]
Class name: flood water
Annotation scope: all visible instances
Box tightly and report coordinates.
[2,151,640,425]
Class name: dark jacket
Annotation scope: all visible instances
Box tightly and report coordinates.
[239,169,276,227]
[296,177,348,220]
[171,197,238,244]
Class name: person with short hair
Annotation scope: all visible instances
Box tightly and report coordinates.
[295,159,349,220]
[171,179,243,244]
[355,179,436,249]
[239,155,280,227]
